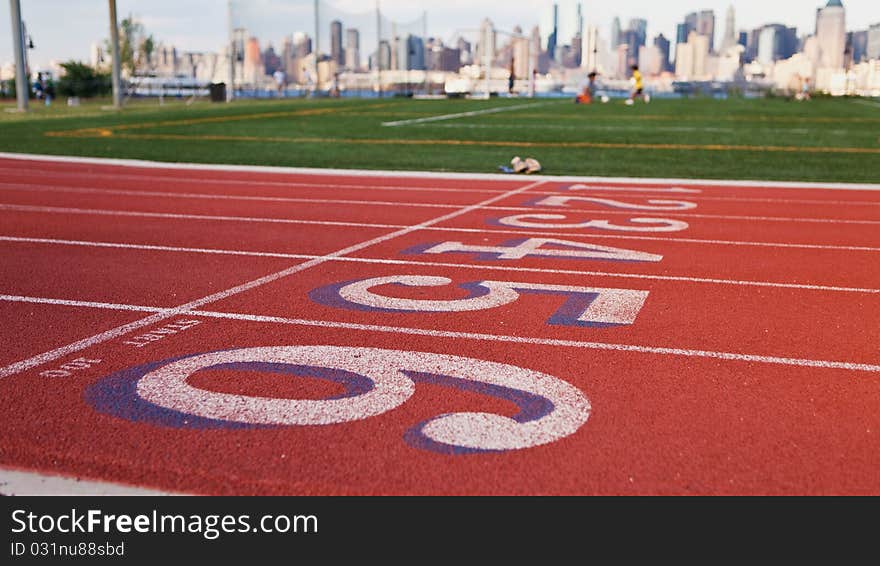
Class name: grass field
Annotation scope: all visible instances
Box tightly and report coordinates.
[1,95,878,182]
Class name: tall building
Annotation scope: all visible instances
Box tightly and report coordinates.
[816,0,846,69]
[243,37,261,83]
[681,10,716,52]
[345,28,359,70]
[722,5,737,50]
[547,4,559,60]
[848,31,867,64]
[581,25,600,72]
[293,32,312,58]
[330,20,343,66]
[675,31,709,79]
[757,24,798,65]
[611,17,621,48]
[629,19,648,49]
[478,18,496,66]
[639,45,663,75]
[696,10,716,52]
[868,23,880,60]
[654,34,671,72]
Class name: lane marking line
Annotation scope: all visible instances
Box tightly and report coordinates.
[4,181,880,212]
[2,295,877,373]
[6,167,880,205]
[2,152,878,191]
[3,201,878,228]
[0,168,513,195]
[0,179,547,379]
[2,237,878,294]
[381,101,559,127]
[2,209,877,252]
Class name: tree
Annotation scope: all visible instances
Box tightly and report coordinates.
[106,15,155,76]
[56,61,111,98]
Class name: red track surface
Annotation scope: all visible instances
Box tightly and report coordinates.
[1,155,878,495]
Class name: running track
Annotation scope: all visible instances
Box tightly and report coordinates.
[0,153,878,495]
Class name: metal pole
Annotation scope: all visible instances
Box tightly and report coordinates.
[314,0,320,63]
[226,0,234,101]
[483,24,491,98]
[9,0,28,111]
[108,0,122,109]
[376,0,381,98]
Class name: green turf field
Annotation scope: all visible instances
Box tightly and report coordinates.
[1,95,877,182]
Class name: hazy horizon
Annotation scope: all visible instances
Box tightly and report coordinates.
[3,0,879,70]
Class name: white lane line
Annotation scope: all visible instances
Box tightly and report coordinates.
[0,467,180,496]
[5,181,880,211]
[0,294,169,313]
[3,152,879,191]
[0,204,404,230]
[2,295,876,372]
[3,199,877,227]
[190,311,880,373]
[381,101,557,127]
[0,179,547,379]
[2,207,878,252]
[0,168,511,195]
[0,182,461,210]
[8,168,880,206]
[528,188,880,207]
[3,237,878,294]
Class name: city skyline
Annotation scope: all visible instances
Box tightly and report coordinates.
[2,0,878,70]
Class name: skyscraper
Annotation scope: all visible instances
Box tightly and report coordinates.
[722,5,737,50]
[345,28,359,70]
[868,23,880,61]
[816,0,846,69]
[681,10,716,52]
[330,20,343,66]
[654,34,671,72]
[696,10,716,52]
[547,4,558,60]
[611,17,621,48]
[757,24,798,64]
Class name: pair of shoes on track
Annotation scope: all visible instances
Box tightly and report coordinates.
[510,156,542,174]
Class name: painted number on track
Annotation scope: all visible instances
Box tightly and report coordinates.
[88,346,591,454]
[310,276,649,326]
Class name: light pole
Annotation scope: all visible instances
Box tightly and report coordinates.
[226,0,234,101]
[108,0,122,109]
[8,0,28,111]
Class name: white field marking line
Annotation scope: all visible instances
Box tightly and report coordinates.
[3,152,879,191]
[3,199,879,229]
[381,101,558,127]
[5,180,880,210]
[2,207,877,253]
[0,204,404,230]
[852,99,880,109]
[0,168,512,195]
[414,122,859,136]
[2,294,877,372]
[4,237,878,295]
[0,179,548,379]
[0,467,180,496]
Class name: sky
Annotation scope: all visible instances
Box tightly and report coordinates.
[2,0,879,70]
